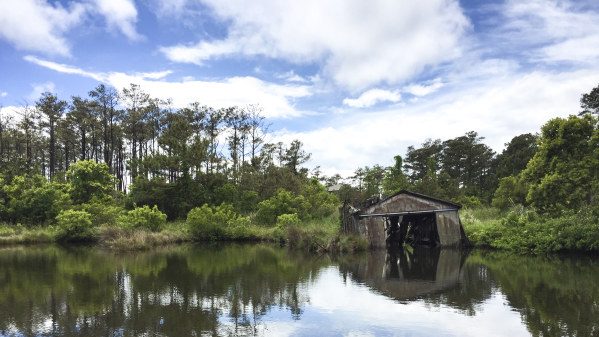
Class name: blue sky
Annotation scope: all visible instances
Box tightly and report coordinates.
[1,0,599,178]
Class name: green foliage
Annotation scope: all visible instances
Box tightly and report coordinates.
[3,174,69,225]
[71,198,125,227]
[214,183,237,205]
[276,213,300,227]
[455,195,482,209]
[492,175,528,210]
[523,114,599,215]
[120,205,167,232]
[382,155,409,194]
[55,210,94,242]
[300,178,340,220]
[186,203,250,240]
[255,189,308,225]
[463,205,599,253]
[67,160,118,204]
[128,175,206,220]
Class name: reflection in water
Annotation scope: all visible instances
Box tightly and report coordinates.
[342,247,469,301]
[0,244,597,336]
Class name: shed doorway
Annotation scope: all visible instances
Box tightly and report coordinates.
[385,213,440,248]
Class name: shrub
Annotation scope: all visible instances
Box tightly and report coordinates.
[276,213,301,227]
[187,203,250,240]
[55,210,94,242]
[255,189,306,225]
[121,205,167,232]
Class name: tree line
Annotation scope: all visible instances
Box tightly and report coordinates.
[0,84,326,222]
[1,82,598,229]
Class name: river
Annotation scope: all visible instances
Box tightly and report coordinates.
[0,244,597,336]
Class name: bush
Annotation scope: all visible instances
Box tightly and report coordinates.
[121,205,167,232]
[255,189,306,225]
[55,210,94,242]
[276,213,301,227]
[187,203,250,240]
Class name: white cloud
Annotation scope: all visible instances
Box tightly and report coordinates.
[90,0,143,41]
[403,78,444,97]
[24,55,105,81]
[279,69,599,177]
[0,0,142,56]
[0,0,86,56]
[135,70,173,80]
[343,89,401,108]
[29,82,56,102]
[1,92,7,97]
[276,71,309,83]
[25,57,312,119]
[160,0,470,90]
[498,0,599,63]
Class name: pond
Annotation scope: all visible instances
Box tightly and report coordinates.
[0,244,598,336]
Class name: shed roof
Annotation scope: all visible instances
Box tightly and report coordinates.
[384,190,462,209]
[358,190,462,216]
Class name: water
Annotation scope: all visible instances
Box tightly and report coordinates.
[0,244,597,337]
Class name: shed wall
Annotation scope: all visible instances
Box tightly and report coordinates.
[436,211,462,247]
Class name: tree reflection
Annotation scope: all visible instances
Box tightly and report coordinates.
[0,244,326,336]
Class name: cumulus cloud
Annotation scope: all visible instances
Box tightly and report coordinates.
[0,0,86,56]
[25,57,312,119]
[1,92,7,97]
[0,0,142,56]
[343,89,401,108]
[90,0,143,41]
[160,0,470,90]
[498,0,599,63]
[278,69,599,177]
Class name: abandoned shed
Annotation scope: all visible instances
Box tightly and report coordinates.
[342,190,470,248]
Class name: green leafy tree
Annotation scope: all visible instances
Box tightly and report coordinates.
[580,82,599,115]
[382,155,409,194]
[404,138,443,184]
[300,178,340,220]
[523,114,599,215]
[4,174,68,224]
[492,175,528,209]
[67,160,118,204]
[496,133,538,179]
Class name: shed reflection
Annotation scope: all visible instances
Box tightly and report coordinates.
[345,248,470,301]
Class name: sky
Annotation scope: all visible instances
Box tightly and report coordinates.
[1,0,599,178]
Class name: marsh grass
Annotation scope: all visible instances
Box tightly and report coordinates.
[96,224,188,250]
[0,224,55,244]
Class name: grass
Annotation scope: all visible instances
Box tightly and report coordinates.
[0,211,369,253]
[0,224,55,245]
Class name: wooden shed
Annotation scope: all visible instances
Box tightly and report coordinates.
[342,190,470,248]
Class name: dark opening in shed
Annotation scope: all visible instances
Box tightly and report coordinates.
[342,190,471,248]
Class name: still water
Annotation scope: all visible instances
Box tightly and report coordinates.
[0,244,597,337]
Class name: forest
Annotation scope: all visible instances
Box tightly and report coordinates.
[0,82,598,252]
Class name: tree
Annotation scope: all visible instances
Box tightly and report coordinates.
[67,160,118,204]
[36,92,67,179]
[580,83,599,115]
[404,138,443,184]
[496,133,538,179]
[441,131,495,199]
[382,155,409,194]
[282,140,311,174]
[523,114,599,215]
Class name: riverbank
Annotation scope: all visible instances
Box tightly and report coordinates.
[461,206,599,254]
[0,212,369,253]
